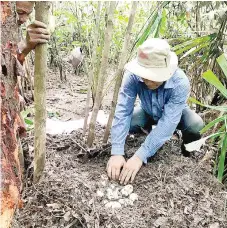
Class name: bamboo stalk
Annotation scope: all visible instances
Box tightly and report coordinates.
[103,1,138,143]
[83,2,102,135]
[33,2,50,183]
[87,1,116,147]
[91,1,102,99]
[83,61,92,136]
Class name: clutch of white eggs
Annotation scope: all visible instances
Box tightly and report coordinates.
[96,175,139,209]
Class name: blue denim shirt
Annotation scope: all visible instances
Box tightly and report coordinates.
[111,68,190,163]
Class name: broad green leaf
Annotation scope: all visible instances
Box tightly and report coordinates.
[172,34,216,55]
[153,12,163,38]
[218,133,227,182]
[200,115,227,134]
[180,42,209,59]
[175,40,210,55]
[217,54,227,78]
[189,97,227,112]
[135,11,159,48]
[202,70,227,99]
[159,9,167,36]
[130,1,169,54]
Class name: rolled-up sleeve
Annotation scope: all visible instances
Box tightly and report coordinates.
[135,79,190,163]
[111,71,137,156]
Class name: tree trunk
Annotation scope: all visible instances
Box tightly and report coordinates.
[87,1,116,147]
[33,2,50,183]
[103,2,138,143]
[0,2,26,227]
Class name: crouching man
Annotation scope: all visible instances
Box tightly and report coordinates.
[107,38,204,185]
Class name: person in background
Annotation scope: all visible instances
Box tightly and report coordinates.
[107,38,204,185]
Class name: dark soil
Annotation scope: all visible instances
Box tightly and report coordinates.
[12,68,226,228]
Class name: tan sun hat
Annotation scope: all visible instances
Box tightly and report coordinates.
[125,38,178,82]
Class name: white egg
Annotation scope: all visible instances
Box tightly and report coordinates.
[96,190,104,198]
[121,184,133,196]
[129,193,138,202]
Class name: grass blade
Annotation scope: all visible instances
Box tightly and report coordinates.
[200,115,227,134]
[217,133,227,182]
[189,97,227,112]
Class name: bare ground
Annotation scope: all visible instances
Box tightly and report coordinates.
[12,68,226,228]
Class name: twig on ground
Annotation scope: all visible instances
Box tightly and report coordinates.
[71,138,87,153]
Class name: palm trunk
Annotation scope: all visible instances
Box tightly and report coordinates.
[33,2,50,183]
[103,1,138,143]
[87,1,116,147]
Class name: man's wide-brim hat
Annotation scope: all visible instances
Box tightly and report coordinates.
[125,38,178,82]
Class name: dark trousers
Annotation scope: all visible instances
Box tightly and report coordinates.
[129,106,204,156]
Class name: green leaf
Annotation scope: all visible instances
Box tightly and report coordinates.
[24,118,33,125]
[135,11,159,48]
[180,42,209,59]
[210,124,226,143]
[202,70,227,99]
[217,53,227,78]
[217,133,227,182]
[130,1,169,54]
[153,13,163,38]
[189,97,227,112]
[159,9,167,36]
[200,115,227,134]
[172,34,216,55]
[209,131,226,139]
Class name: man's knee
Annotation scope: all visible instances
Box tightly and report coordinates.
[186,115,204,134]
[180,108,204,134]
[181,112,204,156]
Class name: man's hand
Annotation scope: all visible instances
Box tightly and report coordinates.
[21,20,50,55]
[119,155,143,185]
[107,155,126,181]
